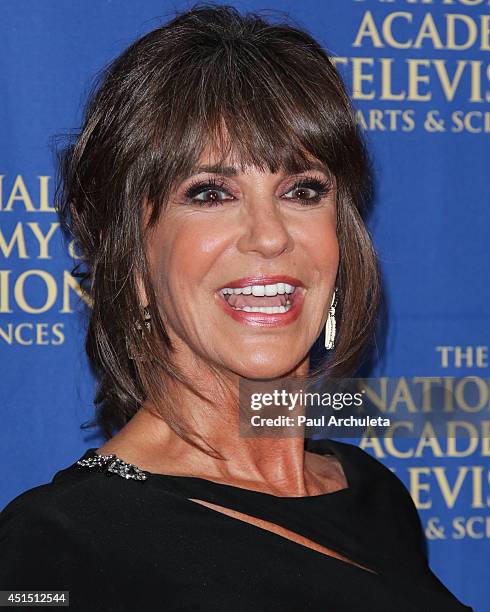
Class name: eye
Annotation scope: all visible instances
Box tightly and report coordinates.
[183,178,234,207]
[283,178,332,205]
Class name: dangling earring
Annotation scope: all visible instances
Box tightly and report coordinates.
[126,306,151,360]
[325,289,337,350]
[135,306,151,333]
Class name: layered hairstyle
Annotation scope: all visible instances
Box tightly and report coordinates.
[56,3,381,451]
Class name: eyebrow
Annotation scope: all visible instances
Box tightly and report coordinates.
[193,164,238,176]
[189,161,330,177]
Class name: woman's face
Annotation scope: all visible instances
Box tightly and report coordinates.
[144,147,339,379]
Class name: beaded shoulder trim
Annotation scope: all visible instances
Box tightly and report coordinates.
[76,452,148,481]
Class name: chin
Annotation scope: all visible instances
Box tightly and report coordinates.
[228,350,308,381]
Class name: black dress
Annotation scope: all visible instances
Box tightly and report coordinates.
[0,438,473,611]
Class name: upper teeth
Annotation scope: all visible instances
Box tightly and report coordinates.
[221,283,295,296]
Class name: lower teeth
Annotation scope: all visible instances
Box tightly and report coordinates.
[233,304,292,314]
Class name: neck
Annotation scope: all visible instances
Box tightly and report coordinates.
[105,354,315,496]
[126,406,311,496]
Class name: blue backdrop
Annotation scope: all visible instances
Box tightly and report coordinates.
[1,1,488,609]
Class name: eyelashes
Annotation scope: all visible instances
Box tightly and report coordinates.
[287,178,332,204]
[182,176,333,207]
[183,177,229,205]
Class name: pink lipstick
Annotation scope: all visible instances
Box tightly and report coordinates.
[216,275,306,327]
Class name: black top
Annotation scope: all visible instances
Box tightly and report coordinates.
[0,438,473,611]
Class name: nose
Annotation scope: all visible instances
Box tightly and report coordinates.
[236,199,294,259]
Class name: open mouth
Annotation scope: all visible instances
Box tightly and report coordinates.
[220,282,298,314]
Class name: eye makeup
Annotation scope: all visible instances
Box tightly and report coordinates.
[181,174,333,207]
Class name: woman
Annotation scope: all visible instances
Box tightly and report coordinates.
[0,4,473,611]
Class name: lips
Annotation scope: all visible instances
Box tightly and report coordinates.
[216,275,306,326]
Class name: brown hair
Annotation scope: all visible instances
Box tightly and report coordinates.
[55,2,381,451]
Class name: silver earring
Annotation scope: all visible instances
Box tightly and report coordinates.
[135,306,151,332]
[325,289,337,350]
[126,306,151,360]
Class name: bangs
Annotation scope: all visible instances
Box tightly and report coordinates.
[145,32,361,221]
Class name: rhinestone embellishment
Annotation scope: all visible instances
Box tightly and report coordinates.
[76,452,148,481]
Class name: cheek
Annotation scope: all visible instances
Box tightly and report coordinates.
[298,209,339,275]
[147,215,227,307]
